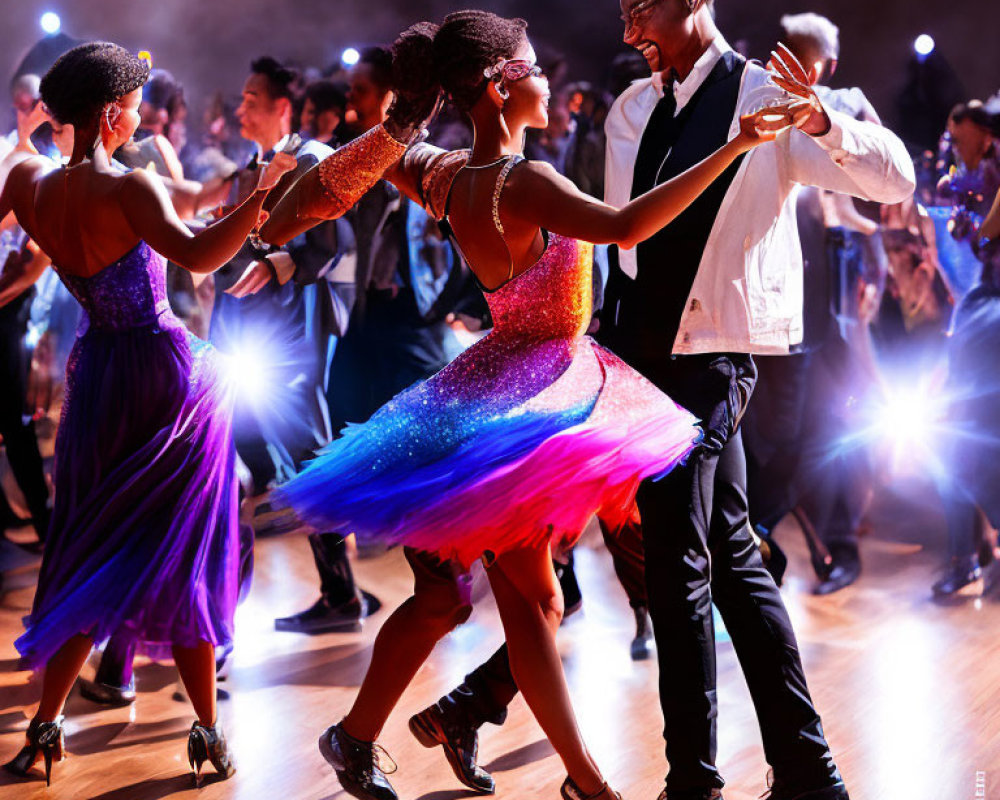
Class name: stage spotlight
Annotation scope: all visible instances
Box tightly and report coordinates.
[39,12,61,34]
[914,34,936,59]
[341,47,361,67]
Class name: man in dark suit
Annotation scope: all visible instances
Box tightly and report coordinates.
[274,48,476,635]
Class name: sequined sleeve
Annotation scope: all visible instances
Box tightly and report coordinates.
[314,124,408,219]
[400,144,471,221]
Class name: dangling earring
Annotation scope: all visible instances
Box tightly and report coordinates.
[99,104,121,155]
[496,83,510,102]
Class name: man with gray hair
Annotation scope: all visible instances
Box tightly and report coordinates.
[745,11,889,597]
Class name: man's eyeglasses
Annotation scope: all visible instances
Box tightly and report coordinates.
[620,0,664,30]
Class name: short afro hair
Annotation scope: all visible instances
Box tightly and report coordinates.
[250,56,298,102]
[41,42,149,128]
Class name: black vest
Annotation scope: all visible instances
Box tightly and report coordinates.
[603,52,746,361]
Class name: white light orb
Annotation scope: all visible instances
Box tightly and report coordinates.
[40,12,61,35]
[914,34,936,58]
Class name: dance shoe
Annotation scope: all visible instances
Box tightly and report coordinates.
[187,720,236,785]
[79,675,137,707]
[319,722,398,800]
[561,776,622,800]
[555,556,583,620]
[3,716,65,786]
[932,556,983,598]
[761,780,849,799]
[274,589,381,633]
[813,563,860,596]
[409,702,495,794]
[654,790,723,800]
[631,605,654,661]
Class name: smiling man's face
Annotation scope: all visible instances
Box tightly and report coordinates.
[620,0,700,74]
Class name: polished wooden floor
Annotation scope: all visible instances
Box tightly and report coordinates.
[1,475,999,800]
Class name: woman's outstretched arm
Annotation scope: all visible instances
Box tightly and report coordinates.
[119,153,296,274]
[260,125,409,245]
[508,107,805,250]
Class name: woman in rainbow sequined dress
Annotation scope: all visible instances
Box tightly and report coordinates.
[259,12,809,800]
[0,43,295,786]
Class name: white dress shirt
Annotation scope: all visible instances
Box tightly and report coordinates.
[604,35,916,355]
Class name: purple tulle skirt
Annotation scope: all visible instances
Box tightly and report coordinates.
[15,319,240,669]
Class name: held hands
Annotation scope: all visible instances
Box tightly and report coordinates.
[766,42,832,137]
[736,102,813,151]
[256,152,298,193]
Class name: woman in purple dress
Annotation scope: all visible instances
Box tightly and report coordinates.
[0,43,294,786]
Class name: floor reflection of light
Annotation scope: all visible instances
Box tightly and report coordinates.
[866,618,964,797]
[561,547,656,778]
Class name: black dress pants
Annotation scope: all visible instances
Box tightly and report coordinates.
[631,353,839,795]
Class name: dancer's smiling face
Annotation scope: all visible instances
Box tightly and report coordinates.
[498,38,551,131]
[620,0,700,74]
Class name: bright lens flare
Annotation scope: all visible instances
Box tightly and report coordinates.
[862,374,951,477]
[341,47,361,67]
[879,388,936,459]
[220,342,273,405]
[40,12,61,34]
[914,34,936,58]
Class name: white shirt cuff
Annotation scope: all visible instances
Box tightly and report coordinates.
[266,251,296,285]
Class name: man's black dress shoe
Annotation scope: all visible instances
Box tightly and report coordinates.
[79,676,136,706]
[275,589,381,633]
[318,722,397,800]
[932,556,982,597]
[655,789,724,799]
[409,702,495,794]
[813,563,859,596]
[763,781,849,799]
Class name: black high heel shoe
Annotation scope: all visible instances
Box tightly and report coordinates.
[187,720,236,785]
[3,716,65,786]
[560,777,622,800]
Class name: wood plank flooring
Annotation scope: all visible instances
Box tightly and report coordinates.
[1,474,998,800]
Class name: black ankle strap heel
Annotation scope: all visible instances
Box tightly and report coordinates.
[187,720,236,785]
[3,716,66,786]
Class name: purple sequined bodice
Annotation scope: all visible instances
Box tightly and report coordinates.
[56,240,179,334]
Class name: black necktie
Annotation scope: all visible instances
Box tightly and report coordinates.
[632,80,679,199]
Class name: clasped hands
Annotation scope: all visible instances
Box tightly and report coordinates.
[739,42,833,143]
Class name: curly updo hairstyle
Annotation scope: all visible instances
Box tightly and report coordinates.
[40,42,150,129]
[391,10,528,115]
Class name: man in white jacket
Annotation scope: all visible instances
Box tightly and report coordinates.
[599,2,915,799]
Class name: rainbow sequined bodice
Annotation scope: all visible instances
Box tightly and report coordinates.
[56,241,178,334]
[484,233,594,342]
